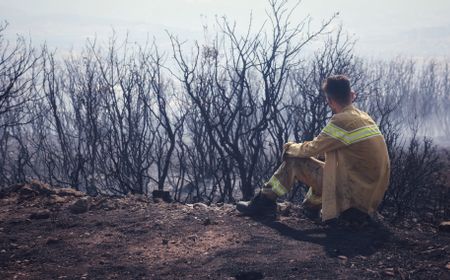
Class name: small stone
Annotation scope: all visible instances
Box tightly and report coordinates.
[384,268,395,277]
[30,210,51,220]
[438,221,450,232]
[193,203,208,210]
[338,255,348,264]
[69,198,89,214]
[446,262,450,270]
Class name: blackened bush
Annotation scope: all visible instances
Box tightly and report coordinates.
[381,135,448,220]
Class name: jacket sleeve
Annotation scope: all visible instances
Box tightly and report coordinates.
[285,117,347,158]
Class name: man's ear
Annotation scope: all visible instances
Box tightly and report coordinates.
[326,97,336,112]
[351,91,357,102]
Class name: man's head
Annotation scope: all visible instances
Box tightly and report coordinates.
[322,75,355,113]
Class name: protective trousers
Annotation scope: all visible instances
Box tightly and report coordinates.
[261,157,324,208]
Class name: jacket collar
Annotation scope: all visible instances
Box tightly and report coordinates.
[342,104,355,112]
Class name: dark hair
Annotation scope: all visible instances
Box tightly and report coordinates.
[322,75,352,105]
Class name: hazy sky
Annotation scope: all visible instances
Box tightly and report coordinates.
[1,0,450,58]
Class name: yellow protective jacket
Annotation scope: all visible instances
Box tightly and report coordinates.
[285,104,390,221]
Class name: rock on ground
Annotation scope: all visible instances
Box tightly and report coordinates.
[69,198,90,214]
[439,221,450,232]
[29,210,51,220]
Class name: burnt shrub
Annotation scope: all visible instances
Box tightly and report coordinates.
[381,135,448,221]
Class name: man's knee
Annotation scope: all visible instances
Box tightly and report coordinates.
[284,157,323,171]
[284,157,323,192]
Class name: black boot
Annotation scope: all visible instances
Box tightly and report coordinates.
[236,192,277,217]
[301,200,321,221]
[338,208,373,229]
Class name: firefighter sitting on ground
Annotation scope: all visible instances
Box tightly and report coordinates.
[237,75,390,223]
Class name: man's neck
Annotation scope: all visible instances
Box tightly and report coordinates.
[334,103,352,114]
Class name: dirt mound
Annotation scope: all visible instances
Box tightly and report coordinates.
[0,180,84,201]
[0,182,449,279]
[0,180,151,213]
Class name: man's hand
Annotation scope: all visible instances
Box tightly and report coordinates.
[282,141,296,160]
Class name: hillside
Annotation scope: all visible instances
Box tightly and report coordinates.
[0,182,449,280]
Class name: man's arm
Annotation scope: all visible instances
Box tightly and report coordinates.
[283,117,348,158]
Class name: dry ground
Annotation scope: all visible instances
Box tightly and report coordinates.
[0,182,449,280]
